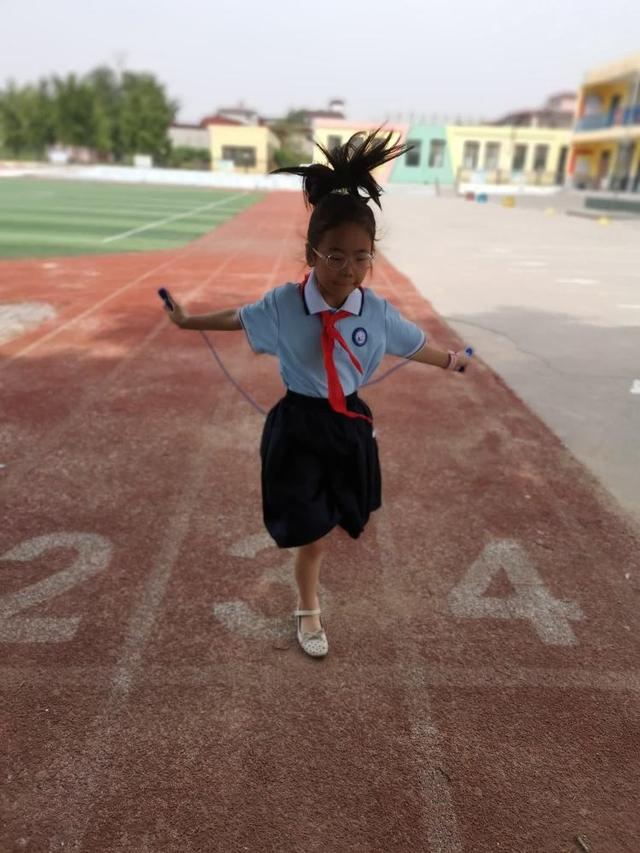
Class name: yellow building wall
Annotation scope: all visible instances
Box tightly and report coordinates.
[581,81,631,111]
[582,51,640,86]
[571,141,616,183]
[446,125,571,185]
[310,120,408,184]
[570,52,640,187]
[207,125,280,174]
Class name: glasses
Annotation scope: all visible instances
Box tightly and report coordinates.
[311,247,374,272]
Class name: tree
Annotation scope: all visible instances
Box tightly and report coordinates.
[0,82,31,156]
[0,66,179,163]
[0,80,55,157]
[85,66,121,158]
[118,72,178,164]
[52,73,98,147]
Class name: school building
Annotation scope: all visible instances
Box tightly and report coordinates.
[205,115,281,175]
[569,51,640,192]
[388,123,571,189]
[196,51,640,195]
[308,119,570,191]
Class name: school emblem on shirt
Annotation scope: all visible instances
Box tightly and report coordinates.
[352,327,368,347]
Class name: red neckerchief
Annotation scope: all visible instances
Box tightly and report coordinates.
[299,274,372,424]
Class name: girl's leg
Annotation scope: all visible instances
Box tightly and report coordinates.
[294,536,327,633]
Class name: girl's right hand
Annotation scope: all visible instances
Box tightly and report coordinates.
[163,292,187,328]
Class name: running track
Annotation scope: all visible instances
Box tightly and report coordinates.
[2,192,639,852]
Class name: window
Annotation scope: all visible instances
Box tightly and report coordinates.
[406,139,421,166]
[327,135,342,152]
[222,146,256,168]
[428,139,446,168]
[484,142,501,170]
[512,144,528,171]
[462,141,480,169]
[533,144,549,172]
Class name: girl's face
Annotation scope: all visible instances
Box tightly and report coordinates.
[308,222,374,309]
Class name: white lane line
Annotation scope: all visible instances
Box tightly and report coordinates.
[631,380,640,395]
[369,238,463,852]
[3,663,640,692]
[0,197,244,370]
[7,226,264,852]
[101,192,245,243]
[556,277,599,285]
[618,304,640,309]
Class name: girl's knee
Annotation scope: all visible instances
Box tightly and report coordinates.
[299,536,326,558]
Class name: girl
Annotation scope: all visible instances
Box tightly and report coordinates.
[162,129,470,659]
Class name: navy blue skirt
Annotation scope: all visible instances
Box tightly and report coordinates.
[260,390,382,548]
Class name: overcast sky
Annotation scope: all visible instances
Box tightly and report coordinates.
[2,0,639,123]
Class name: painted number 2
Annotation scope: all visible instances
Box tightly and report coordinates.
[0,532,112,643]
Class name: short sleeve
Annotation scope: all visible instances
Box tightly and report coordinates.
[238,289,279,355]
[384,300,426,357]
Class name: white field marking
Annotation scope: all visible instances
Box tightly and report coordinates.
[448,539,585,645]
[5,220,270,853]
[0,259,179,368]
[2,663,640,692]
[556,277,599,285]
[0,215,261,498]
[423,664,640,692]
[511,260,548,268]
[211,209,311,643]
[631,380,640,395]
[213,534,319,640]
[111,214,281,697]
[373,506,463,853]
[362,315,465,853]
[618,303,640,309]
[212,600,291,640]
[0,301,56,345]
[8,433,218,851]
[9,201,231,219]
[0,206,246,370]
[101,193,245,243]
[228,530,275,558]
[0,533,112,642]
[110,440,212,698]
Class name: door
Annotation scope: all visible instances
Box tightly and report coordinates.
[555,146,568,185]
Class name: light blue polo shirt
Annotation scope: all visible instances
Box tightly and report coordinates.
[237,270,426,397]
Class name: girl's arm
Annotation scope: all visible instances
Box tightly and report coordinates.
[178,308,242,331]
[409,342,470,370]
[163,290,242,331]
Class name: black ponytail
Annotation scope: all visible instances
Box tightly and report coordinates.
[271,126,413,259]
[271,126,412,209]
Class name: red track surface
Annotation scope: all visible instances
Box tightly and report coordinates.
[2,192,639,852]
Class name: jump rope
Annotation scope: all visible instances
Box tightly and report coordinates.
[158,287,473,416]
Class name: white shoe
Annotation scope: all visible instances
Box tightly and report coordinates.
[294,608,329,658]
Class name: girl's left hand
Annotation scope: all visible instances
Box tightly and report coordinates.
[454,351,471,372]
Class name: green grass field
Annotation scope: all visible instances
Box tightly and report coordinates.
[0,178,263,259]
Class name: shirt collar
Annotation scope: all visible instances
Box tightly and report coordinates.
[304,269,363,315]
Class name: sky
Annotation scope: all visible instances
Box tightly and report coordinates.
[2,0,639,124]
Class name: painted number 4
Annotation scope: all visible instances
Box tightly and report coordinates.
[448,539,585,645]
